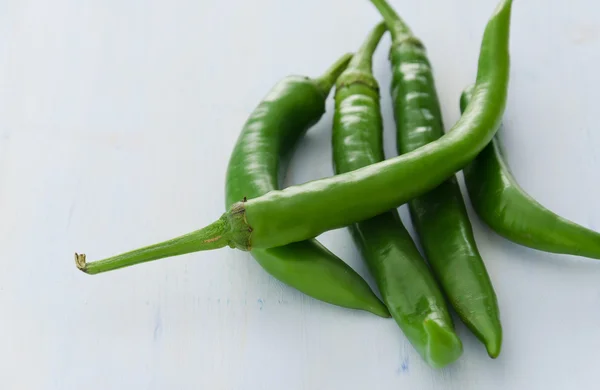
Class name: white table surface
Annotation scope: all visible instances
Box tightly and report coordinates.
[2,0,600,388]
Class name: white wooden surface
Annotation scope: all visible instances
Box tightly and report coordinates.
[2,0,600,388]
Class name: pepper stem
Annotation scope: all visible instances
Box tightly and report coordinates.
[369,0,413,43]
[76,215,234,275]
[314,52,353,95]
[346,21,388,75]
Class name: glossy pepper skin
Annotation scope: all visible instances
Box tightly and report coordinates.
[461,85,600,260]
[76,0,514,276]
[332,22,462,368]
[370,0,502,358]
[223,54,389,317]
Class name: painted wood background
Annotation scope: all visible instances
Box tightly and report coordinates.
[2,0,600,388]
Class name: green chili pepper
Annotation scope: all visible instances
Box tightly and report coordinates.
[75,53,390,316]
[461,85,600,260]
[369,0,502,358]
[223,53,389,317]
[75,0,514,276]
[332,22,462,368]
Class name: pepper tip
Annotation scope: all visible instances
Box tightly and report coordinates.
[485,335,502,359]
[423,319,463,368]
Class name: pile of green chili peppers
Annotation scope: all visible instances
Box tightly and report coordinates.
[74,0,600,368]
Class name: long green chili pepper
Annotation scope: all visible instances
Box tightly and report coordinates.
[223,53,389,317]
[370,0,502,358]
[332,22,462,368]
[74,54,390,316]
[461,85,600,260]
[75,0,513,276]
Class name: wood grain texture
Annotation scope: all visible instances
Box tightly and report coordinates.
[1,0,600,389]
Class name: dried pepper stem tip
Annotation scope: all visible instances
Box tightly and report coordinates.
[75,253,87,272]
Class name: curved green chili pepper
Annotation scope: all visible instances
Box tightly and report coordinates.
[332,22,462,368]
[461,85,600,260]
[223,53,389,317]
[370,0,502,358]
[75,54,390,316]
[75,0,514,276]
